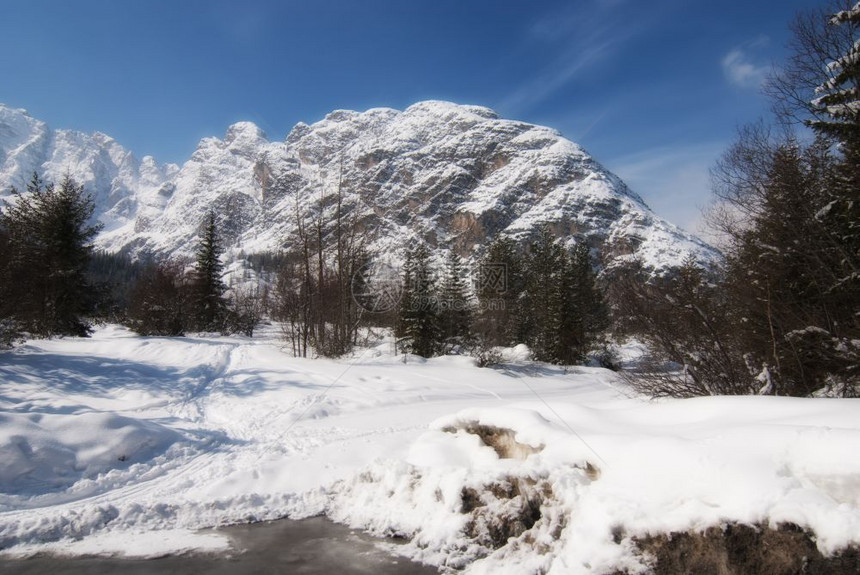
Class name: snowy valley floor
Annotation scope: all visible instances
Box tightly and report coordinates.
[0,325,859,573]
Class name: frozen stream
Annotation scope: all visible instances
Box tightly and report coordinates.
[0,516,437,574]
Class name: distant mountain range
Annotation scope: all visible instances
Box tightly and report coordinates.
[0,101,718,271]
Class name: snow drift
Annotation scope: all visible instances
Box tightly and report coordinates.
[326,400,860,573]
[0,411,179,496]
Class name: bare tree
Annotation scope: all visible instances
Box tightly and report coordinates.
[272,167,372,357]
[608,258,753,398]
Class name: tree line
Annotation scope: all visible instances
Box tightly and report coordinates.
[0,170,610,370]
[392,228,608,366]
[261,172,609,365]
[0,188,263,345]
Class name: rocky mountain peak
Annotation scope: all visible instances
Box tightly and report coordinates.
[0,101,719,272]
[224,121,267,147]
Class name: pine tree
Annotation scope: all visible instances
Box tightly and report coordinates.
[827,136,860,319]
[765,1,859,296]
[811,4,860,346]
[438,251,473,352]
[475,236,524,346]
[523,224,564,363]
[723,141,858,395]
[189,212,228,332]
[554,250,579,364]
[0,173,101,338]
[0,225,15,347]
[395,247,415,345]
[766,1,859,137]
[397,244,439,357]
[808,2,860,141]
[555,243,608,364]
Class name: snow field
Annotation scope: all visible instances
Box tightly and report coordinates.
[0,325,858,573]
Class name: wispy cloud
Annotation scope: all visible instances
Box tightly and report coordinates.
[499,39,621,113]
[528,0,631,41]
[721,38,770,89]
[499,2,644,114]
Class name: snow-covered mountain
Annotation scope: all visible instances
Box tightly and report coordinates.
[0,105,178,239]
[0,101,717,270]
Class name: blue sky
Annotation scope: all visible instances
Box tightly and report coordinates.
[0,0,823,234]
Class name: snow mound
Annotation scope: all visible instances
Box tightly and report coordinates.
[325,399,860,573]
[0,411,180,495]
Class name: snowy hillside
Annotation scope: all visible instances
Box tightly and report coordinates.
[0,102,717,270]
[0,326,858,572]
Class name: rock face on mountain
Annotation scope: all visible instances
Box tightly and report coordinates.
[0,101,717,270]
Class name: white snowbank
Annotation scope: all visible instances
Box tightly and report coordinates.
[326,398,860,573]
[0,411,180,495]
[0,325,858,573]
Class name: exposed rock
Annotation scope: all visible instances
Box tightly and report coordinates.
[623,523,860,575]
[442,423,544,460]
[461,477,548,550]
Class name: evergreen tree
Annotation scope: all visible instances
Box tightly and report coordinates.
[827,135,860,316]
[189,212,228,332]
[0,225,15,347]
[397,244,439,357]
[555,243,609,364]
[514,227,609,365]
[704,122,859,396]
[438,251,473,352]
[0,174,101,338]
[395,247,415,344]
[723,141,858,395]
[766,1,859,135]
[808,2,860,141]
[811,3,860,342]
[475,236,524,346]
[522,224,564,363]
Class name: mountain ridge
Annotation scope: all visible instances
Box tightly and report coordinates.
[0,101,718,271]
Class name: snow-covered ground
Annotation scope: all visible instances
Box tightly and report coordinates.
[0,325,858,573]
